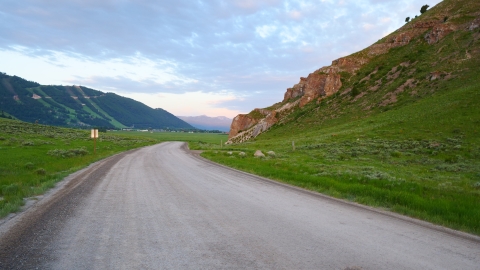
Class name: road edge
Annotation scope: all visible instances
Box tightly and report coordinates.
[0,147,142,236]
[184,143,480,244]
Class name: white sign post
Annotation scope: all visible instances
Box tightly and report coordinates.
[91,129,99,154]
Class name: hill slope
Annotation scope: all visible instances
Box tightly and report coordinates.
[227,0,480,143]
[0,73,193,130]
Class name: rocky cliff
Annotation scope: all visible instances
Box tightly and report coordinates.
[227,0,480,144]
[283,72,342,108]
[227,101,299,143]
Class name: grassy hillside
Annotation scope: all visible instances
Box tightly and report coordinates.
[0,73,193,130]
[204,0,480,235]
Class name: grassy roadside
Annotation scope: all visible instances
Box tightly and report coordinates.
[113,130,228,150]
[0,118,156,217]
[202,82,480,235]
[0,118,228,217]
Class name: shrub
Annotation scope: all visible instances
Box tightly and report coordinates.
[351,87,360,97]
[1,184,19,195]
[36,168,46,175]
[24,162,35,170]
[432,163,467,172]
[420,4,429,14]
[445,155,461,164]
[391,151,402,158]
[362,171,394,181]
[22,141,35,146]
[47,147,89,158]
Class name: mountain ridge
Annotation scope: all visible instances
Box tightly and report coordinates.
[0,73,193,130]
[177,115,232,132]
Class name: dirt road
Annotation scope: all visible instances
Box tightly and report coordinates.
[0,142,479,269]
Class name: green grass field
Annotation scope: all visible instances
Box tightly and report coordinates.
[203,81,480,235]
[0,119,227,217]
[113,130,228,150]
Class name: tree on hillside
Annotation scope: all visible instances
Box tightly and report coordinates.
[420,4,429,14]
[405,17,410,23]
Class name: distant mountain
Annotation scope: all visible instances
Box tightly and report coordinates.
[177,115,232,132]
[0,73,193,129]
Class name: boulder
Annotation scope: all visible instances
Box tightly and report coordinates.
[254,150,265,157]
[468,16,480,31]
[267,151,276,157]
[238,152,246,157]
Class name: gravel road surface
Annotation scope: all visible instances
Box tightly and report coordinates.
[0,142,479,269]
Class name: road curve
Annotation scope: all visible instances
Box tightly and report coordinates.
[0,142,479,269]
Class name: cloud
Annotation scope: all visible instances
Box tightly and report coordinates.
[287,10,303,20]
[124,91,245,118]
[0,0,443,115]
[363,23,376,31]
[255,25,278,38]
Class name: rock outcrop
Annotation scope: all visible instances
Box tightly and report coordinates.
[468,16,480,31]
[282,54,371,108]
[227,54,360,144]
[427,71,443,81]
[368,18,466,56]
[283,72,342,107]
[226,100,299,144]
[425,24,454,44]
[228,108,270,139]
[320,56,368,74]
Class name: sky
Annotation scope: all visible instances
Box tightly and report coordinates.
[0,0,442,118]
